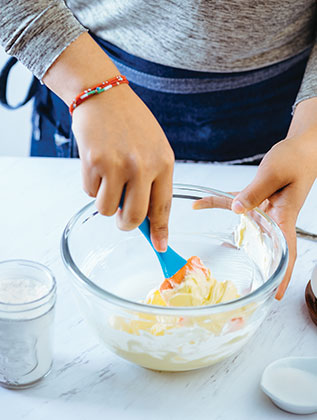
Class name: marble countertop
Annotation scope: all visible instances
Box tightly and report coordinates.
[0,157,316,420]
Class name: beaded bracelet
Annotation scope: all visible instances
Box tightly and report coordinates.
[69,74,129,115]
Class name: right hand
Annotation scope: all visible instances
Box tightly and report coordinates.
[71,83,175,252]
[42,33,174,251]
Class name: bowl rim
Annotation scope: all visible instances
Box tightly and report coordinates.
[61,183,289,315]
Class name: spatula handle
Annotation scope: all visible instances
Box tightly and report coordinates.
[119,188,186,278]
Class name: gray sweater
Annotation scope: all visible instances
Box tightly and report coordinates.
[0,1,316,105]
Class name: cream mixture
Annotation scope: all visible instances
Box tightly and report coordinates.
[99,215,271,370]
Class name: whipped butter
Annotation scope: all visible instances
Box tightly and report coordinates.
[147,256,239,307]
[100,215,271,371]
[111,257,248,339]
[235,214,272,278]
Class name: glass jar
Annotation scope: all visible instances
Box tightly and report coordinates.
[0,260,56,388]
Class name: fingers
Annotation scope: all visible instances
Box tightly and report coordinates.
[193,194,235,210]
[116,177,152,232]
[81,165,101,197]
[95,176,124,216]
[91,170,172,252]
[268,183,303,299]
[232,150,291,214]
[275,222,297,300]
[232,171,287,214]
[148,173,173,253]
[81,149,173,248]
[95,172,172,254]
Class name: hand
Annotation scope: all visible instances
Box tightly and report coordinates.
[43,33,174,252]
[72,84,175,252]
[194,132,317,299]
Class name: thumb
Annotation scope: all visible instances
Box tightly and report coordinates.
[232,164,288,214]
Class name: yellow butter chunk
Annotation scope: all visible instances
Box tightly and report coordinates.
[111,263,255,337]
[145,289,167,306]
[146,267,239,307]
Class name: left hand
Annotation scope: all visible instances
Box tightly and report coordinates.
[194,124,317,299]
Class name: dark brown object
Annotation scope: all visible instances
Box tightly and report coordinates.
[305,280,317,327]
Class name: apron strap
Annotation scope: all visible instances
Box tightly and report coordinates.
[0,57,39,109]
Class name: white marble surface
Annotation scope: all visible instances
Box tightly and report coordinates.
[0,157,316,420]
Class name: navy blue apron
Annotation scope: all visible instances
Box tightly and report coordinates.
[0,35,310,162]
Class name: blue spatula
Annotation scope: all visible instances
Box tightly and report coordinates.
[119,191,187,278]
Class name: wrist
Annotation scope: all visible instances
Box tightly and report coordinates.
[42,32,120,106]
[286,128,317,178]
[287,97,317,138]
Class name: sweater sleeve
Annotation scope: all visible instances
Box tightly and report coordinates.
[0,0,87,80]
[294,41,317,108]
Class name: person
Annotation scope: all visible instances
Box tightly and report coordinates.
[0,1,316,299]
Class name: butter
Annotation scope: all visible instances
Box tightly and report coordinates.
[112,259,247,337]
[106,215,266,370]
[146,267,239,307]
[235,214,272,278]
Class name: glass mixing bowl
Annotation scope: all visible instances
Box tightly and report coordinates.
[61,184,288,371]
